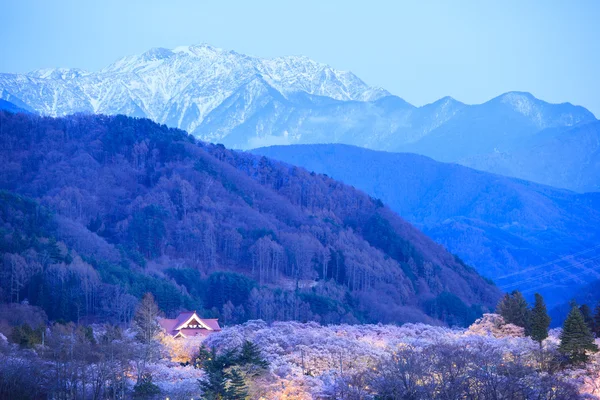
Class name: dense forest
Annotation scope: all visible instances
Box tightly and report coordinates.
[0,111,499,327]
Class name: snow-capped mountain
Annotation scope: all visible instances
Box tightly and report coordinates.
[0,44,597,190]
[0,44,389,135]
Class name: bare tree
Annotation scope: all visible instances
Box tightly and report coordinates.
[133,293,161,344]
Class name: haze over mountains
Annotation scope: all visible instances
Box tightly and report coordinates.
[1,44,598,192]
[460,120,600,193]
[253,144,600,306]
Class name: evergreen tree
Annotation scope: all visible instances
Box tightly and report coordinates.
[594,302,600,337]
[202,347,238,374]
[511,291,531,333]
[199,369,228,400]
[10,324,44,348]
[198,347,241,399]
[133,373,161,398]
[47,237,63,263]
[226,368,249,400]
[496,290,531,334]
[530,293,551,345]
[238,340,268,369]
[579,304,595,334]
[194,344,212,369]
[133,292,161,344]
[198,343,262,399]
[496,293,511,317]
[559,304,599,364]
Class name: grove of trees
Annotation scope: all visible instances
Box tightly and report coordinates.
[0,111,500,328]
[498,290,599,365]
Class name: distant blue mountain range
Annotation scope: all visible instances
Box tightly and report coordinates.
[252,144,600,306]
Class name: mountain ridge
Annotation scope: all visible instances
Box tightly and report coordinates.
[251,143,600,306]
[1,43,389,128]
[460,120,600,192]
[1,44,596,191]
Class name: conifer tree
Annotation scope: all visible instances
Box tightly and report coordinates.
[199,369,228,400]
[226,368,249,400]
[496,293,511,316]
[238,340,268,369]
[530,293,551,345]
[559,304,598,364]
[199,347,249,399]
[194,344,212,369]
[496,290,531,334]
[579,304,595,334]
[132,373,161,398]
[594,302,600,337]
[47,237,63,263]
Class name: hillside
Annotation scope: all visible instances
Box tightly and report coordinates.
[252,144,600,306]
[0,111,500,326]
[461,120,600,192]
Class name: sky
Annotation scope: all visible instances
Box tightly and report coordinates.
[1,0,599,116]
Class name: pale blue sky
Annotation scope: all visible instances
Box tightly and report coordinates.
[2,0,599,116]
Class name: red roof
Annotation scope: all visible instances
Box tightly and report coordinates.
[158,311,221,337]
[158,318,178,333]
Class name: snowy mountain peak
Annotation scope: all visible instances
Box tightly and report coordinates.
[140,47,175,62]
[27,67,89,80]
[1,43,389,129]
[499,91,537,112]
[500,91,535,98]
[494,91,594,127]
[173,43,230,58]
[1,45,594,152]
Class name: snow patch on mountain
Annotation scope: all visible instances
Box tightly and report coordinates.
[0,45,595,153]
[500,92,536,115]
[0,44,388,137]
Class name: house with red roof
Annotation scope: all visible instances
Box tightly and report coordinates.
[158,311,221,339]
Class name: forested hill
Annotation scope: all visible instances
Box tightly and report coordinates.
[0,111,500,326]
[252,144,600,307]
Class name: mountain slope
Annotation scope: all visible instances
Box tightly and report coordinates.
[396,92,595,162]
[0,98,32,113]
[0,112,500,325]
[461,120,600,192]
[0,44,388,134]
[252,144,600,306]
